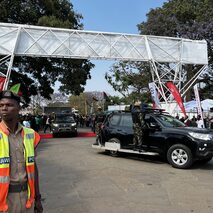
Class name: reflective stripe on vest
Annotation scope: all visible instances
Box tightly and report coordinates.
[0,131,10,212]
[0,176,9,183]
[22,128,36,209]
[0,127,36,211]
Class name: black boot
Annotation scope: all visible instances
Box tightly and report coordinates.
[93,138,99,145]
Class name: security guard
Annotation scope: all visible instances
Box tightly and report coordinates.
[93,106,105,145]
[131,101,146,150]
[0,91,43,213]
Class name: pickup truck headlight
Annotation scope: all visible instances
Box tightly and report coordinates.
[189,132,212,141]
[71,123,76,126]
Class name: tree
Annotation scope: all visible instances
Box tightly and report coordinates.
[108,96,122,105]
[69,91,106,114]
[137,0,213,99]
[0,0,94,106]
[105,61,152,103]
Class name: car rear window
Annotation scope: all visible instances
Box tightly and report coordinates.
[119,115,133,127]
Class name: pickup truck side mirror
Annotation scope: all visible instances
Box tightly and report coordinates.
[149,122,161,130]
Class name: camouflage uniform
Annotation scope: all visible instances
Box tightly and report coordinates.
[131,105,146,147]
[93,109,105,145]
[95,122,102,138]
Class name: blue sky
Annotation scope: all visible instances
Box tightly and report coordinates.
[71,0,167,96]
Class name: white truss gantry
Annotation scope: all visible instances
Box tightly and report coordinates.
[0,22,209,109]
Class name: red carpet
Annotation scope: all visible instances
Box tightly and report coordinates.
[78,132,96,137]
[40,132,96,139]
[40,133,53,139]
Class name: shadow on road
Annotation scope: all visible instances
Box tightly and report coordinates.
[98,151,213,170]
[190,160,213,170]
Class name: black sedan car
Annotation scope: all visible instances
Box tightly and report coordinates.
[93,110,213,169]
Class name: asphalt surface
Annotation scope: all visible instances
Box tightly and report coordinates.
[36,134,213,213]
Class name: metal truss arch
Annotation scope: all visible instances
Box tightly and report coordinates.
[0,22,209,113]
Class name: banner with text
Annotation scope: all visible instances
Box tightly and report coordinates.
[149,82,161,109]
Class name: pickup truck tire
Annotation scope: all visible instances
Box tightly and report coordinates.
[167,144,193,169]
[108,138,120,157]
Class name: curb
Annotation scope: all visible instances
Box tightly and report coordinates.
[40,132,96,139]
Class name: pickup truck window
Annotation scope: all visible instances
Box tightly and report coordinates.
[156,114,185,127]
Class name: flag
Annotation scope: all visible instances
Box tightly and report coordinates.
[0,77,6,91]
[193,84,205,128]
[10,83,21,94]
[148,82,161,109]
[166,81,186,117]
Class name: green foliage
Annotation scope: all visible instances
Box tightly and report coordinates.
[109,96,122,105]
[68,93,86,114]
[105,61,152,103]
[0,0,93,106]
[199,69,213,99]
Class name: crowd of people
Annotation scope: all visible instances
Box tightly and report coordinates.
[19,112,98,133]
[176,114,213,129]
[18,107,213,137]
[19,114,54,133]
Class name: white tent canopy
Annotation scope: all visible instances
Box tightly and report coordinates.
[184,99,213,112]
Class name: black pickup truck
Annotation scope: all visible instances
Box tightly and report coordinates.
[93,110,213,169]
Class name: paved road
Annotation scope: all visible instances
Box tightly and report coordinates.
[36,136,213,213]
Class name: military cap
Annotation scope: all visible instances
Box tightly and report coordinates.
[0,90,21,102]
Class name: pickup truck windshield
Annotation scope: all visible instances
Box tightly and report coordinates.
[156,114,185,127]
[55,115,75,123]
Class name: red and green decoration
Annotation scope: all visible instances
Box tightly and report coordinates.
[10,83,22,96]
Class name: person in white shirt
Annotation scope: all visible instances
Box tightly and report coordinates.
[196,115,204,128]
[44,115,52,133]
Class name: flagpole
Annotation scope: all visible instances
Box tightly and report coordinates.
[194,84,205,128]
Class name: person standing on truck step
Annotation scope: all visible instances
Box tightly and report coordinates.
[0,90,43,213]
[131,101,146,150]
[93,106,105,145]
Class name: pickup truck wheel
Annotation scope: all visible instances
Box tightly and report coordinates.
[167,144,193,169]
[108,138,120,157]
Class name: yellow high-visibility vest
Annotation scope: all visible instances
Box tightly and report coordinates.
[0,127,40,211]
